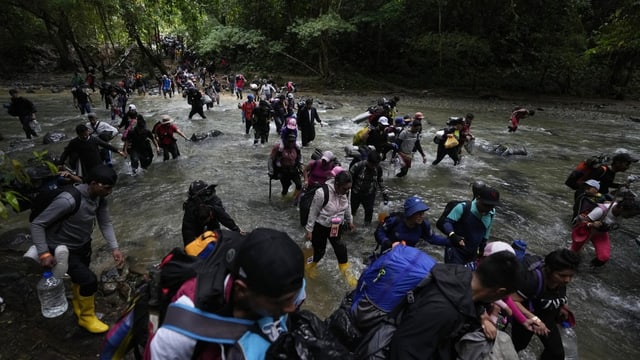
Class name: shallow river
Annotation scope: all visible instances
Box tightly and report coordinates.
[1,86,639,359]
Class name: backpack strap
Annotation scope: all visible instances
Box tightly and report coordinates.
[321,183,330,208]
[162,302,253,344]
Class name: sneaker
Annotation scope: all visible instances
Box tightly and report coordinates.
[23,245,38,263]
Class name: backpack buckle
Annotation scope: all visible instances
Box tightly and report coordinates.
[407,291,415,304]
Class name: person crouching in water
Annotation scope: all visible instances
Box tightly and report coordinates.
[508,107,534,132]
[570,192,640,267]
[304,170,357,287]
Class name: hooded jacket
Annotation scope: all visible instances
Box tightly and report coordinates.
[389,264,482,360]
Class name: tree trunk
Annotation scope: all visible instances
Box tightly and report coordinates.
[41,13,75,70]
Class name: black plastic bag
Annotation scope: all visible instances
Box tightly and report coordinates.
[266,310,353,360]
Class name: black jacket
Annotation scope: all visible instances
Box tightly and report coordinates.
[59,136,120,173]
[390,264,482,360]
[181,194,240,246]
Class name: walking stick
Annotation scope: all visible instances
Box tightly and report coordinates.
[268,176,272,202]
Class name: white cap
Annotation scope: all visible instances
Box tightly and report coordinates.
[128,104,137,111]
[584,179,600,190]
[321,151,334,162]
[378,116,389,126]
[483,241,516,257]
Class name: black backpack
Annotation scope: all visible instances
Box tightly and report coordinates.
[435,200,472,235]
[298,183,330,227]
[100,230,247,360]
[29,185,82,222]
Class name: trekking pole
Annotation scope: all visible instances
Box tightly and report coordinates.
[268,176,272,202]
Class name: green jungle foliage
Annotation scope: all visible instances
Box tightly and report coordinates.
[0,0,638,96]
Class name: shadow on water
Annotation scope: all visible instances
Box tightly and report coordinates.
[1,89,639,359]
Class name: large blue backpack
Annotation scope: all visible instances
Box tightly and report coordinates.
[350,245,436,332]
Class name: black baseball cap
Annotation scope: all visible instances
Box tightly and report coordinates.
[479,187,500,206]
[233,228,304,298]
[613,152,639,164]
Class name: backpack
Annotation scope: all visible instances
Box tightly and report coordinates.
[298,183,329,227]
[373,212,404,248]
[350,245,437,332]
[29,185,82,222]
[350,249,436,359]
[182,184,217,223]
[564,154,609,190]
[100,230,248,360]
[435,200,472,235]
[522,253,545,301]
[99,282,150,360]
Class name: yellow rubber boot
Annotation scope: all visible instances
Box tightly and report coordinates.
[71,283,81,318]
[305,261,318,279]
[338,262,357,289]
[76,293,109,334]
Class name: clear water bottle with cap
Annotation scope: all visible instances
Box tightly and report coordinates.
[37,270,68,318]
[559,321,578,360]
[303,240,314,265]
[378,201,390,223]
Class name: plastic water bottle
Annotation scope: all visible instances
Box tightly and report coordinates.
[378,202,390,223]
[37,271,68,318]
[303,241,314,265]
[559,321,578,360]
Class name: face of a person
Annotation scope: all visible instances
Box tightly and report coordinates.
[547,268,576,289]
[79,129,91,140]
[613,161,631,173]
[89,182,114,198]
[410,124,422,133]
[585,186,599,195]
[246,288,300,319]
[336,181,352,195]
[407,211,426,226]
[476,199,495,214]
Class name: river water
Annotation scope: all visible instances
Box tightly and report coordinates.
[1,87,639,359]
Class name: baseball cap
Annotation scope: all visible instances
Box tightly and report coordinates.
[584,179,600,190]
[378,116,389,126]
[128,104,137,111]
[233,228,304,297]
[612,152,639,163]
[479,187,500,206]
[483,241,516,257]
[331,166,345,177]
[188,180,217,197]
[404,196,429,217]
[414,112,425,120]
[321,151,334,162]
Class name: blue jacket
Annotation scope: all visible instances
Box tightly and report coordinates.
[442,199,494,263]
[375,214,448,252]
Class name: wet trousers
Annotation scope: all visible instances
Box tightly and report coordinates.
[311,222,348,264]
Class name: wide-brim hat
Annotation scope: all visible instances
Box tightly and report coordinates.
[404,196,429,217]
[571,223,590,243]
[161,115,173,124]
